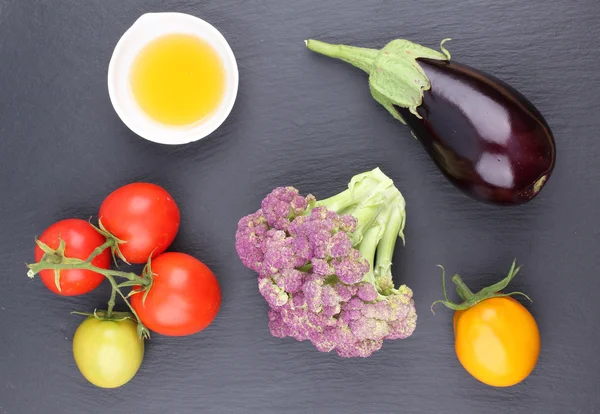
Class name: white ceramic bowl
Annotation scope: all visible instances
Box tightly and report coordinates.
[107,12,239,145]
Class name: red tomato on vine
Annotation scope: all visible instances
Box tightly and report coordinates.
[99,183,180,264]
[34,218,110,296]
[131,252,221,336]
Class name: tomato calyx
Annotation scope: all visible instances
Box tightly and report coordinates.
[72,310,151,339]
[431,260,532,313]
[32,237,69,292]
[91,219,130,265]
[73,309,135,323]
[125,252,156,306]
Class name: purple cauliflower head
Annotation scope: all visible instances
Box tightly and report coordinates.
[235,169,413,358]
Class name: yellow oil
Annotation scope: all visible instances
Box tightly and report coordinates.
[130,33,225,126]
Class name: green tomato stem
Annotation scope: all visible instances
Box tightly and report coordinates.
[102,271,149,339]
[86,239,115,263]
[431,261,532,313]
[108,277,150,339]
[27,260,149,285]
[106,284,117,319]
[29,232,146,284]
[453,274,475,302]
[27,231,151,339]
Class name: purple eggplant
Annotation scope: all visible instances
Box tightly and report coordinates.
[306,38,556,205]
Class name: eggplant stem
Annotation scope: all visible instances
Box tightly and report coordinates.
[305,39,377,74]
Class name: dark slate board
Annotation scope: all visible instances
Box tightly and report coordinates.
[1,0,599,413]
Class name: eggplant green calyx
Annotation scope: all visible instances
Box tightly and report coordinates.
[431,260,532,313]
[305,38,451,122]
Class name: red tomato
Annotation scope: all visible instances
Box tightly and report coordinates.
[35,219,110,296]
[131,252,221,336]
[99,183,180,264]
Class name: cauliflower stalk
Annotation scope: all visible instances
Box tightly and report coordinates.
[235,168,416,357]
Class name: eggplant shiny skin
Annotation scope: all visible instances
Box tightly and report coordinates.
[397,58,556,205]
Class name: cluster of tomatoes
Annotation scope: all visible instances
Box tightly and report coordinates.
[29,183,221,388]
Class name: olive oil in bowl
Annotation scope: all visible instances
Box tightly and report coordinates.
[130,33,226,126]
[108,12,238,144]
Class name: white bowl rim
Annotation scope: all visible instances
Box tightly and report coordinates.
[107,12,239,145]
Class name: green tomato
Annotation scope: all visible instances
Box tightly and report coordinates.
[73,314,144,388]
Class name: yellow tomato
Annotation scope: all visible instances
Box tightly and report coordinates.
[453,296,540,387]
[73,315,144,388]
